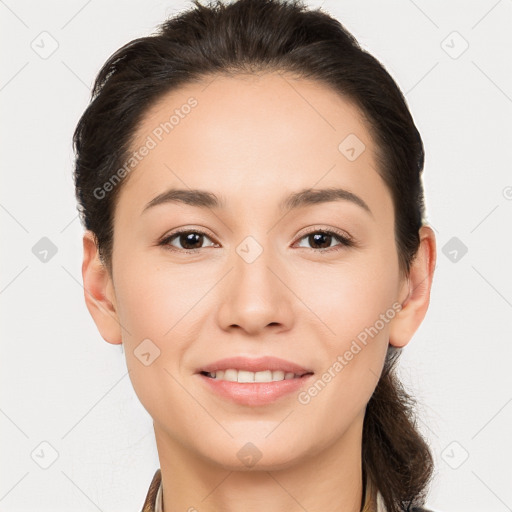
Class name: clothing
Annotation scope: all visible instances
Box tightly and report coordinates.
[140,468,433,512]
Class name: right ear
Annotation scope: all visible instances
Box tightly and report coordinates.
[81,230,122,345]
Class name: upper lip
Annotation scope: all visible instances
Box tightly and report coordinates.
[196,356,313,376]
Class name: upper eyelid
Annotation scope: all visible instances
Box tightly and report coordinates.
[295,225,352,240]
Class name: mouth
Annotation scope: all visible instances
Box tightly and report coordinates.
[197,368,315,406]
[199,369,314,383]
[195,356,314,383]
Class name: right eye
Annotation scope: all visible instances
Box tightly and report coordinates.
[159,229,218,253]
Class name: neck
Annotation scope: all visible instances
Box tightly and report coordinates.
[154,414,366,512]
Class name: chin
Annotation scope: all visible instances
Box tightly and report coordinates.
[203,442,306,472]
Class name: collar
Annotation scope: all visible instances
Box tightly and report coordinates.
[155,475,163,512]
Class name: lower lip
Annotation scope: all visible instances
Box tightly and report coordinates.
[197,373,314,406]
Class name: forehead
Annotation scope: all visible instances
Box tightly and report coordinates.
[132,72,371,157]
[116,72,390,220]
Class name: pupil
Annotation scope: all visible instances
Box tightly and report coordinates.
[310,232,331,249]
[181,233,202,249]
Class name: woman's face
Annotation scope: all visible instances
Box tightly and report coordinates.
[93,73,416,470]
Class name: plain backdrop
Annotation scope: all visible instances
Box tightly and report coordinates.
[1,0,511,510]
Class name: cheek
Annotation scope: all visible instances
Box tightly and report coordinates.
[295,251,398,397]
[113,256,194,343]
[295,267,395,426]
[112,258,196,422]
[296,252,399,337]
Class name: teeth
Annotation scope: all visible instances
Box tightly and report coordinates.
[207,369,300,383]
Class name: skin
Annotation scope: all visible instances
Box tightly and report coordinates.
[82,72,436,512]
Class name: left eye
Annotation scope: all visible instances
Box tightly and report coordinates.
[295,230,354,251]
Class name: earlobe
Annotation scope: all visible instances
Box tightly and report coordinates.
[389,225,437,348]
[81,230,123,345]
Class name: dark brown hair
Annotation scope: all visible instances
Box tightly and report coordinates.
[73,0,434,509]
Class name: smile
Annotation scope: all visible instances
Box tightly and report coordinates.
[201,369,311,383]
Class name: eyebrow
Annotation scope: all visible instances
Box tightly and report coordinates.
[142,186,373,217]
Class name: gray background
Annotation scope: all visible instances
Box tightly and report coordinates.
[1,0,511,510]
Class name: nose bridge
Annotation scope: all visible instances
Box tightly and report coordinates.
[233,233,278,299]
[217,232,292,333]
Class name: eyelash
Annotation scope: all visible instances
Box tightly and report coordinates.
[158,226,355,254]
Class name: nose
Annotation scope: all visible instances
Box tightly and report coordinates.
[216,240,295,335]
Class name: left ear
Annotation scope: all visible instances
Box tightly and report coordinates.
[389,225,437,348]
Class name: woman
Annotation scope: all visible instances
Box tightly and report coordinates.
[73,0,438,510]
